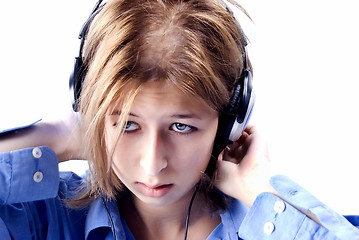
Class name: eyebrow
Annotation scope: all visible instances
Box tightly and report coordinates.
[111,111,139,117]
[111,111,201,119]
[170,114,202,120]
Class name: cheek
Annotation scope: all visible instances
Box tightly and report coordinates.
[104,130,134,179]
[173,120,217,170]
[111,139,136,169]
[173,133,216,172]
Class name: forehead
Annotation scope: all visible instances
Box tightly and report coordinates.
[135,81,210,110]
[138,81,188,101]
[111,80,217,117]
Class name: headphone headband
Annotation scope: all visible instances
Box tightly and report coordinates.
[69,0,104,111]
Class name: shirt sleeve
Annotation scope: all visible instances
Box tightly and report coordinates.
[0,119,41,134]
[0,146,59,204]
[238,175,359,240]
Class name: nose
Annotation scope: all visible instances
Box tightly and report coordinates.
[140,131,168,176]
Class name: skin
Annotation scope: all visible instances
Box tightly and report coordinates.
[216,126,274,207]
[105,81,221,239]
[0,114,82,162]
[0,80,321,239]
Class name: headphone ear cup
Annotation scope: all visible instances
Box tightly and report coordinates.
[69,56,85,112]
[228,88,255,142]
[212,67,254,157]
[212,110,238,157]
[228,69,254,142]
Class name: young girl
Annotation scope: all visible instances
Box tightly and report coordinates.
[0,0,358,239]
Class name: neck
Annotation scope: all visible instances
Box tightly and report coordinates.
[121,188,220,240]
[128,188,196,239]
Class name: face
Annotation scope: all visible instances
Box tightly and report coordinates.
[105,81,218,207]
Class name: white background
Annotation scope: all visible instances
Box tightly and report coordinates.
[1,0,358,215]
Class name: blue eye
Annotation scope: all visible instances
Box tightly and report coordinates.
[125,121,139,132]
[171,123,195,133]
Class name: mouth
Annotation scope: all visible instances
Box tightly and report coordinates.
[135,182,173,198]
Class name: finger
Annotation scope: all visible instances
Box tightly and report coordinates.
[243,125,256,135]
[224,130,254,162]
[225,130,249,154]
[222,125,257,163]
[215,158,237,183]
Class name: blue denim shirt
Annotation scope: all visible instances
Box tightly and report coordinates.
[0,146,358,239]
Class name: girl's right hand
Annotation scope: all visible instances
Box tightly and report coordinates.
[51,112,83,162]
[0,112,83,162]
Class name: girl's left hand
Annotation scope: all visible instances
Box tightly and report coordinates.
[214,126,275,207]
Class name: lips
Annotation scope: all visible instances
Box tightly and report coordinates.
[136,182,173,198]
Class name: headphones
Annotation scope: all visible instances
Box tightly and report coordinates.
[69,0,104,112]
[69,0,255,157]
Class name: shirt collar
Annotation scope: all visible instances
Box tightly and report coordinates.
[85,196,248,240]
[208,198,249,239]
[85,197,132,240]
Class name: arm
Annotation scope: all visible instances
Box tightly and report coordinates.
[0,146,59,204]
[0,113,83,162]
[215,126,359,239]
[0,147,87,239]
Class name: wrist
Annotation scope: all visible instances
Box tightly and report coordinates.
[236,178,275,208]
[51,118,82,162]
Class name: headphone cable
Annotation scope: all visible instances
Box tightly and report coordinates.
[183,185,199,240]
[102,196,117,240]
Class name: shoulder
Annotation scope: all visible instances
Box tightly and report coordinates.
[58,170,87,200]
[222,198,250,229]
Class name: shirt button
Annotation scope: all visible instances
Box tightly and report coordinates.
[33,171,43,183]
[32,147,42,158]
[274,200,286,213]
[264,221,275,235]
[289,190,298,196]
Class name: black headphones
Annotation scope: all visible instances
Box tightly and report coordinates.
[69,0,255,157]
[69,0,104,112]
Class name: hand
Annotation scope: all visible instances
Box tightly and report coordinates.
[215,126,275,207]
[51,112,83,162]
[0,111,83,162]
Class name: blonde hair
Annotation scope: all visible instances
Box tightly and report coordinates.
[71,0,250,208]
